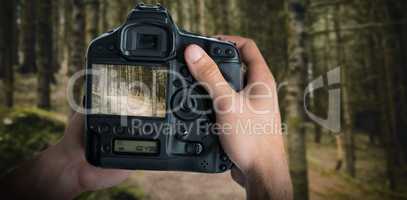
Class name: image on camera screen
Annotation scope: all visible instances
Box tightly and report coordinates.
[91,64,167,118]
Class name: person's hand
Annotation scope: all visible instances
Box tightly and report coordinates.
[184,36,292,199]
[2,113,131,200]
[48,113,131,196]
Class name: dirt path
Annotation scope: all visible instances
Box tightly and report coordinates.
[128,171,245,200]
[123,134,397,200]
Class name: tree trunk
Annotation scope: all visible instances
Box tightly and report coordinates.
[307,5,321,144]
[100,0,108,31]
[37,0,54,109]
[381,38,398,190]
[69,0,87,115]
[334,135,344,170]
[183,0,193,31]
[0,0,17,107]
[20,0,38,74]
[285,1,309,199]
[220,0,230,34]
[209,0,231,35]
[194,0,205,34]
[368,27,398,190]
[333,4,356,177]
[52,0,62,82]
[64,0,73,71]
[176,0,186,29]
[87,0,100,41]
[114,0,131,25]
[386,0,407,165]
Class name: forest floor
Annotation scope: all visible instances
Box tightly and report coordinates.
[2,74,407,200]
[122,133,406,200]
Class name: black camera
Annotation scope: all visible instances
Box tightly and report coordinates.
[84,4,242,173]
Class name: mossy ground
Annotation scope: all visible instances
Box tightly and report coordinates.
[0,107,65,172]
[0,106,146,200]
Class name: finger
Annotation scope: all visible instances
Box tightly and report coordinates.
[79,163,132,191]
[216,35,274,85]
[184,44,236,100]
[63,112,85,148]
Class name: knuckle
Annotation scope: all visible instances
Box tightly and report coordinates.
[214,96,232,112]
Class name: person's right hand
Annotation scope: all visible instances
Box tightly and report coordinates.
[184,36,292,199]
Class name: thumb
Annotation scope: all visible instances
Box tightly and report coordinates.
[184,44,235,100]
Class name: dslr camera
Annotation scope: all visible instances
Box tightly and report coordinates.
[84,4,242,173]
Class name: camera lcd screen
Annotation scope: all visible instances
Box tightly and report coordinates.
[91,64,167,118]
[114,140,159,154]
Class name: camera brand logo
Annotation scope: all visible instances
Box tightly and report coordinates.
[304,67,341,133]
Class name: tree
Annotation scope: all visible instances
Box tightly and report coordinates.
[241,0,287,79]
[87,0,100,42]
[208,0,230,34]
[0,0,17,107]
[113,0,133,25]
[99,0,109,31]
[63,0,73,70]
[69,0,86,115]
[333,3,356,177]
[20,0,38,74]
[193,0,205,34]
[378,0,404,189]
[284,0,309,199]
[175,0,185,28]
[392,2,407,162]
[52,0,63,80]
[37,0,54,109]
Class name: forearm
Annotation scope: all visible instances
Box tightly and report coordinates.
[245,142,293,200]
[0,145,82,200]
[246,163,292,200]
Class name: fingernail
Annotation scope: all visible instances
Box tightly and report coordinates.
[186,45,205,63]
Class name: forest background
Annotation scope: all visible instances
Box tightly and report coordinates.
[1,0,407,199]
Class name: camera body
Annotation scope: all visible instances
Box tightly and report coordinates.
[84,4,242,173]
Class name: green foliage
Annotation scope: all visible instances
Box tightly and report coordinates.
[75,185,146,200]
[0,107,65,172]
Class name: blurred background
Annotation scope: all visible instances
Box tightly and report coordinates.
[1,0,407,199]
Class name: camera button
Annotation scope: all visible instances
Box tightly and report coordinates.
[114,126,125,135]
[185,143,203,155]
[173,79,182,88]
[213,47,222,56]
[172,90,201,120]
[98,123,110,134]
[219,164,228,171]
[220,154,229,162]
[102,144,111,153]
[88,124,98,133]
[177,124,188,138]
[225,48,235,57]
[180,67,190,78]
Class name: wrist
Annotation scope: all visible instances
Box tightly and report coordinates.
[239,139,277,176]
[243,139,293,200]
